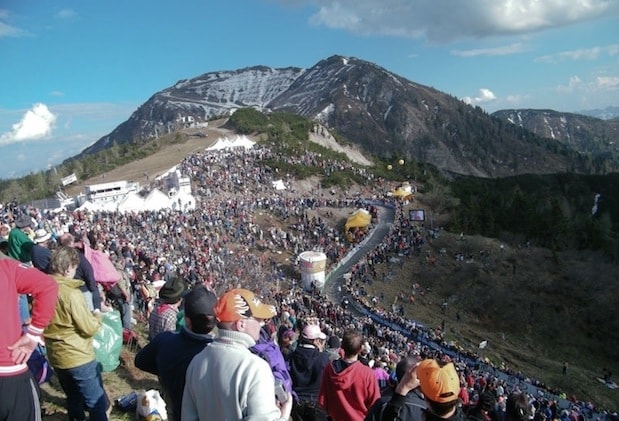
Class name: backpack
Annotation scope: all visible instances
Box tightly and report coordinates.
[105,283,125,301]
[27,345,53,385]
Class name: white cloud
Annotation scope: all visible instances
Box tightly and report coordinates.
[0,102,136,179]
[55,9,77,20]
[452,43,528,57]
[557,76,583,93]
[595,76,619,89]
[535,44,619,63]
[463,88,496,105]
[0,103,57,146]
[280,0,619,42]
[553,75,619,110]
[0,11,28,38]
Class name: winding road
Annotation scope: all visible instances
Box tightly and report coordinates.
[322,204,395,312]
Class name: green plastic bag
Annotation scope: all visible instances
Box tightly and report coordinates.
[93,310,122,372]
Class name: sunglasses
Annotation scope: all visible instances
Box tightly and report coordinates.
[246,317,265,327]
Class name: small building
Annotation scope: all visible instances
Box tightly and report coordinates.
[178,115,195,124]
[83,180,140,207]
[159,168,192,196]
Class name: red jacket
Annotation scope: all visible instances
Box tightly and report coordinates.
[0,259,58,376]
[459,385,470,406]
[319,359,381,421]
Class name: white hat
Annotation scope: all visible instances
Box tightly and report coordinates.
[302,324,326,340]
[33,228,52,244]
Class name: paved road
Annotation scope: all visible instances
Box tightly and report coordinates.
[322,204,395,313]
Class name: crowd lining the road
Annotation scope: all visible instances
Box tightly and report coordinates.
[1,142,616,420]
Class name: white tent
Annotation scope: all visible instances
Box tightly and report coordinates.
[77,188,196,213]
[272,179,286,190]
[76,200,97,210]
[206,135,255,151]
[143,189,171,211]
[76,200,97,211]
[77,200,117,212]
[117,192,146,212]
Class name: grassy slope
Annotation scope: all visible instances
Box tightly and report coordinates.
[361,192,619,410]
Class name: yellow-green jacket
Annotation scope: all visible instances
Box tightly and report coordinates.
[44,275,102,369]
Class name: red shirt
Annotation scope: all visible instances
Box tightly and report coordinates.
[0,260,58,376]
[319,359,381,421]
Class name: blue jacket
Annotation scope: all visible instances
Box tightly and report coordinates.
[31,244,52,273]
[135,327,213,421]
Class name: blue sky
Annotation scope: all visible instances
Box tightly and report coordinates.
[1,0,619,180]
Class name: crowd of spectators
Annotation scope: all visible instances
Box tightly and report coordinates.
[1,142,616,420]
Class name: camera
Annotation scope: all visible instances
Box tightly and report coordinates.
[274,380,287,403]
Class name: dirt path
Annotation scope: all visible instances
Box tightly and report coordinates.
[66,120,234,195]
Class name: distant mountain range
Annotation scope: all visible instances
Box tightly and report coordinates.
[491,109,619,162]
[78,55,619,178]
[576,106,619,120]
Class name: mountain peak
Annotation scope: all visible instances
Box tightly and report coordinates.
[79,56,619,177]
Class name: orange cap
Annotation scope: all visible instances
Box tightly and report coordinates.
[417,359,460,403]
[214,289,277,322]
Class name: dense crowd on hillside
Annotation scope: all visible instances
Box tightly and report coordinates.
[1,143,617,420]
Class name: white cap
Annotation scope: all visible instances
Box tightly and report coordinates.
[302,324,326,340]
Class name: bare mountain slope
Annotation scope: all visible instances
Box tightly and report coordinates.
[75,55,618,178]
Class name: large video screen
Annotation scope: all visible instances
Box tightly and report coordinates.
[409,209,425,221]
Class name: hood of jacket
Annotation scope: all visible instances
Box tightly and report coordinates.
[324,358,362,389]
[289,344,330,393]
[290,344,318,369]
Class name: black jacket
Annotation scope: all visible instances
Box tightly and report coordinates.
[365,387,425,421]
[135,327,213,421]
[75,253,101,310]
[289,344,330,401]
[381,392,465,421]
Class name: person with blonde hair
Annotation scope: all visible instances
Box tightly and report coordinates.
[44,246,108,421]
[57,233,102,312]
